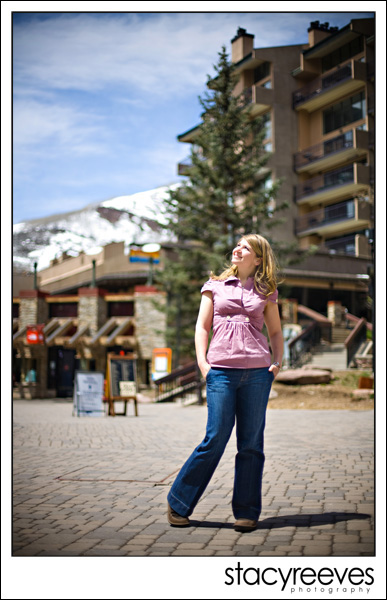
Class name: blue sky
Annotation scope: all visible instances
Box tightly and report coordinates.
[10,6,376,224]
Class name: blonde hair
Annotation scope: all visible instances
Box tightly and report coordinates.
[210,233,279,297]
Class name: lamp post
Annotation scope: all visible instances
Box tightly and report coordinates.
[141,243,161,286]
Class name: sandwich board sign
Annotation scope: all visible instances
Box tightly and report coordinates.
[105,353,138,416]
[73,371,105,417]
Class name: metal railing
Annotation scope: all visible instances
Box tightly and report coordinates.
[345,317,367,367]
[294,131,355,171]
[293,61,353,108]
[324,234,358,255]
[155,362,204,404]
[296,199,355,234]
[288,321,322,368]
[295,165,354,202]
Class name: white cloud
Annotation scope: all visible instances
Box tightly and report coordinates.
[13,12,374,99]
[13,98,109,155]
[13,13,221,97]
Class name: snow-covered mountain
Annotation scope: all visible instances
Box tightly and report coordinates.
[13,183,180,272]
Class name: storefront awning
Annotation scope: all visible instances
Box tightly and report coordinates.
[90,317,135,346]
[68,323,89,345]
[13,325,26,342]
[45,318,77,346]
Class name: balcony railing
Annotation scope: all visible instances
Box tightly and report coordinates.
[294,129,368,171]
[293,60,365,109]
[324,234,358,255]
[295,164,355,202]
[295,199,356,234]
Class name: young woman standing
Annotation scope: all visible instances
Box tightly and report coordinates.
[167,233,283,532]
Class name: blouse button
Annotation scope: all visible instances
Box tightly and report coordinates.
[227,316,231,320]
[245,317,250,322]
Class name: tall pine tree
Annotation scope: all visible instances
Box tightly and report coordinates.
[157,46,290,365]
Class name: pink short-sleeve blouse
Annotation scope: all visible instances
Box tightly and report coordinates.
[201,276,278,369]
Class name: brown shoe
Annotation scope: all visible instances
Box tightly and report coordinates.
[167,503,190,527]
[234,519,257,532]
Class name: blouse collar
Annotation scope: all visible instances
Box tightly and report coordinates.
[225,276,254,287]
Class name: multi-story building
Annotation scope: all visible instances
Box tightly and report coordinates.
[177,18,375,317]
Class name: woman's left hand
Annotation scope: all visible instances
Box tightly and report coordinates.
[269,364,281,379]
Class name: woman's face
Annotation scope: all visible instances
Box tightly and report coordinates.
[231,239,261,273]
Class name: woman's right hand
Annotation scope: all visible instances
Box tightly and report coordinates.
[199,362,212,380]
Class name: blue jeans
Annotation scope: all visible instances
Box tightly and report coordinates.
[167,367,274,521]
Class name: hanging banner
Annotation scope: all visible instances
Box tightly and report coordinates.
[73,371,105,417]
[26,324,45,345]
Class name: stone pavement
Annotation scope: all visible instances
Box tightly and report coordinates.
[12,399,374,557]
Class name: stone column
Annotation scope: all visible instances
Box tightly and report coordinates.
[78,288,107,335]
[19,290,49,329]
[327,300,342,326]
[18,290,49,398]
[134,286,167,382]
[281,298,298,324]
[78,288,108,371]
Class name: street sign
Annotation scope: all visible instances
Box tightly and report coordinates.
[129,248,160,263]
[151,348,172,381]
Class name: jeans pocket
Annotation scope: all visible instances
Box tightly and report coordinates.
[205,367,213,381]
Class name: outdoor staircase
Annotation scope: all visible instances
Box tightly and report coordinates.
[304,322,373,371]
[306,340,348,371]
[331,325,352,343]
[154,362,205,405]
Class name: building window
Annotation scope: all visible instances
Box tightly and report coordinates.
[321,37,363,72]
[254,62,271,84]
[261,111,273,151]
[323,91,366,134]
[259,175,275,215]
[262,112,272,138]
[108,301,134,317]
[49,303,78,318]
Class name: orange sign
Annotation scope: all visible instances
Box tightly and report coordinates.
[151,348,172,381]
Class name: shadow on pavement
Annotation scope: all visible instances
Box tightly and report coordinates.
[189,512,371,530]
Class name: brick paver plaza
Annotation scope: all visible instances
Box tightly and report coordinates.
[12,399,374,557]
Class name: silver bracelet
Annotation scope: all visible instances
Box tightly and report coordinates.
[271,362,281,369]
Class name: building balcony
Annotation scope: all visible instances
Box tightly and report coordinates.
[244,83,273,117]
[294,128,369,174]
[293,59,367,112]
[324,233,372,258]
[177,157,192,176]
[296,198,372,237]
[295,163,370,206]
[177,124,200,144]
